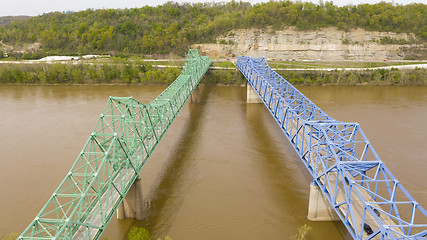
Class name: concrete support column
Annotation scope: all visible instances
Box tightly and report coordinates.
[135,178,144,220]
[246,84,263,103]
[117,200,125,220]
[190,85,200,104]
[117,177,144,220]
[307,183,340,221]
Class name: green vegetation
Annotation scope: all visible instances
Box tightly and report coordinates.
[204,69,246,85]
[0,61,181,85]
[342,38,350,45]
[377,36,410,45]
[292,224,312,240]
[279,68,427,85]
[0,1,426,57]
[0,61,245,85]
[127,227,172,240]
[218,39,234,45]
[128,227,151,240]
[0,16,30,25]
[0,232,19,240]
[0,61,425,86]
[139,60,185,67]
[212,61,235,68]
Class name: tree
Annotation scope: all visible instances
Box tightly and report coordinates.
[0,1,425,56]
[128,227,151,240]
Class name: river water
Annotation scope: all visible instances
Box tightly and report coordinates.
[0,85,426,240]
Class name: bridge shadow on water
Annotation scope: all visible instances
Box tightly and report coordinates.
[121,85,211,239]
[107,85,350,240]
[243,100,349,240]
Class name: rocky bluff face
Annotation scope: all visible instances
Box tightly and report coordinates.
[193,27,425,61]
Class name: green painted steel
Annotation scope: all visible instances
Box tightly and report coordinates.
[18,49,211,240]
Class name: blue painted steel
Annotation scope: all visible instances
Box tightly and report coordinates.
[237,56,427,240]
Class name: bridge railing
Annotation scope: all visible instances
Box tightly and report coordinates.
[237,56,427,240]
[19,49,210,240]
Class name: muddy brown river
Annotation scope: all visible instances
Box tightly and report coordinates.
[0,85,426,240]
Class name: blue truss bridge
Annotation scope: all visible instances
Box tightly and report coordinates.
[18,49,426,240]
[237,56,427,240]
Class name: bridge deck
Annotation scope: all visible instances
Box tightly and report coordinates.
[237,56,427,240]
[290,115,401,239]
[73,149,141,239]
[19,50,211,240]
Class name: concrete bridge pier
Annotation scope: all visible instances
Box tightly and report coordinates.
[117,177,144,220]
[307,182,340,221]
[246,84,263,103]
[190,85,200,104]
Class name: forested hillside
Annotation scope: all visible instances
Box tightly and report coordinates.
[0,1,426,57]
[0,16,30,25]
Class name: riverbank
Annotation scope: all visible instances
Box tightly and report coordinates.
[278,69,427,85]
[0,62,425,86]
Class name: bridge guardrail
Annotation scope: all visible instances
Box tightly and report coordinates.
[19,49,210,240]
[237,56,427,240]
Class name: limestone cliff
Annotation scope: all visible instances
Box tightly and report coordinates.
[192,27,426,61]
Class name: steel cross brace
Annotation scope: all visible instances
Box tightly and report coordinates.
[237,56,427,240]
[19,49,211,240]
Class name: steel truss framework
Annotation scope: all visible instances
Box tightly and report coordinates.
[19,49,211,240]
[237,56,427,240]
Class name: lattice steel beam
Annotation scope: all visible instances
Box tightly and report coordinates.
[237,56,427,240]
[19,49,211,240]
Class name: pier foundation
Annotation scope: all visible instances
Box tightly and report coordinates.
[190,85,200,104]
[117,178,144,220]
[247,84,263,103]
[307,183,340,221]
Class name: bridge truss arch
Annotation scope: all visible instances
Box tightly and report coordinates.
[237,56,427,240]
[19,49,211,240]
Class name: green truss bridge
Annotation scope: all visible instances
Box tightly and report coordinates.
[18,49,211,240]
